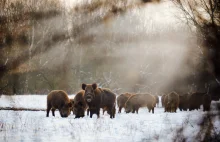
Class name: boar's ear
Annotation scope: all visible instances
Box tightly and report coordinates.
[82,83,86,90]
[68,102,73,108]
[92,83,97,90]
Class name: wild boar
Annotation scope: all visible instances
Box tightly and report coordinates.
[46,90,72,117]
[82,83,116,118]
[188,92,205,111]
[72,90,88,118]
[125,93,155,114]
[166,91,179,113]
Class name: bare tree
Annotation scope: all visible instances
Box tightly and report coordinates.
[172,0,220,141]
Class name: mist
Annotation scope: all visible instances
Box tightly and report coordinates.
[0,0,206,95]
[19,1,201,95]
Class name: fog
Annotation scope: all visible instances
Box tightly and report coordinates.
[21,1,201,95]
[3,0,205,95]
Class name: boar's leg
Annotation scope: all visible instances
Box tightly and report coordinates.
[103,107,107,115]
[97,108,100,118]
[108,106,115,119]
[89,109,93,118]
[132,106,135,113]
[52,108,56,116]
[147,105,151,113]
[87,108,90,116]
[90,113,93,118]
[118,106,122,113]
[113,107,116,118]
[110,110,113,119]
[152,107,154,114]
[132,109,135,113]
[170,106,173,112]
[46,104,52,117]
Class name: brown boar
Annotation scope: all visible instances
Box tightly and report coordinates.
[102,106,108,115]
[72,90,88,118]
[117,93,133,113]
[161,94,166,107]
[46,90,72,117]
[203,94,211,111]
[125,93,155,114]
[166,91,179,113]
[82,83,116,118]
[178,94,189,111]
[164,94,169,112]
[188,92,205,111]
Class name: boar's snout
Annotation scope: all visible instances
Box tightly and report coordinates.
[85,95,93,102]
[59,109,71,118]
[125,107,131,113]
[125,110,130,113]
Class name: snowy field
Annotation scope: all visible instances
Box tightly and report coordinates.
[0,95,219,142]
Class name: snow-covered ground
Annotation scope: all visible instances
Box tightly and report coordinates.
[0,95,219,142]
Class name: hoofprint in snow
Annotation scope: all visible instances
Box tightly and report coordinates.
[0,95,219,142]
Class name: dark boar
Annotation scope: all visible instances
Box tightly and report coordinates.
[72,90,88,118]
[82,83,116,118]
[46,90,72,117]
[178,94,189,111]
[188,92,205,111]
[166,91,179,113]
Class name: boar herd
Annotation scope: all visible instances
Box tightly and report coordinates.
[162,92,212,113]
[46,83,212,118]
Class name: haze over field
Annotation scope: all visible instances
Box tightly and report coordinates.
[2,0,202,95]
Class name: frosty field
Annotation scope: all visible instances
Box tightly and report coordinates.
[0,95,219,142]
